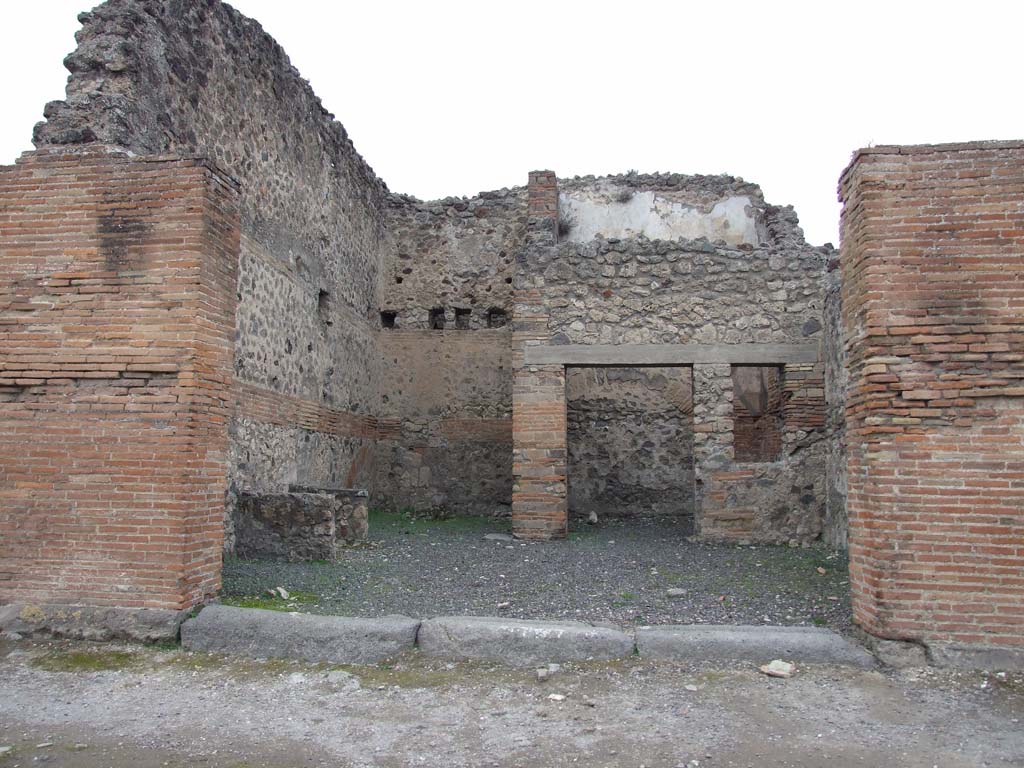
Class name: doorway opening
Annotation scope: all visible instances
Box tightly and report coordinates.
[566,366,695,531]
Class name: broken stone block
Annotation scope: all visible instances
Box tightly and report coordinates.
[234,489,368,562]
[289,485,370,542]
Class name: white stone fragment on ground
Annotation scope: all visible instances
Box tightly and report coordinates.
[547,693,566,701]
[0,747,12,756]
[497,601,511,610]
[587,511,598,524]
[667,588,686,598]
[484,533,514,542]
[684,684,699,692]
[536,668,550,681]
[760,659,796,678]
[324,670,360,691]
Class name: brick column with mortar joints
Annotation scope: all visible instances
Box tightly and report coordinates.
[512,171,567,539]
[839,141,1024,658]
[0,145,239,612]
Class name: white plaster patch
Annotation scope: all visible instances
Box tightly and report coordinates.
[560,188,760,246]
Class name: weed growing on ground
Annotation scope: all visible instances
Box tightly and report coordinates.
[221,590,319,612]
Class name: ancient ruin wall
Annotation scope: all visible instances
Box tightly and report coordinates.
[840,141,1024,655]
[376,330,512,515]
[32,0,392,544]
[822,266,848,549]
[372,191,526,513]
[382,191,526,329]
[516,173,833,542]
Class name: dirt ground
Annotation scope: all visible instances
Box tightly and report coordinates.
[1,638,1021,768]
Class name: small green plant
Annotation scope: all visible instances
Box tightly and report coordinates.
[221,590,319,612]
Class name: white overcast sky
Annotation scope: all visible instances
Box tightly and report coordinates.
[2,1,1022,246]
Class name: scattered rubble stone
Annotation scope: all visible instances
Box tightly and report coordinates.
[760,660,796,678]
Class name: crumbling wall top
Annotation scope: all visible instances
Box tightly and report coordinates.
[557,172,809,248]
[33,0,389,266]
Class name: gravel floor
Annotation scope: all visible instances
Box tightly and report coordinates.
[222,511,853,632]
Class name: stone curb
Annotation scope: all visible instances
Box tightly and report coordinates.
[0,602,186,643]
[11,602,1022,670]
[418,616,635,666]
[180,605,420,664]
[636,624,876,667]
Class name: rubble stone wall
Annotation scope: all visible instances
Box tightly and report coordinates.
[567,367,694,521]
[372,190,525,514]
[376,330,512,515]
[823,267,848,549]
[382,191,526,329]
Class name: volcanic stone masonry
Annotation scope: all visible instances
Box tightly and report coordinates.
[0,0,1020,661]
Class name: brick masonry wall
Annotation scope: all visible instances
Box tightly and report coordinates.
[732,366,783,463]
[839,141,1024,650]
[0,146,238,610]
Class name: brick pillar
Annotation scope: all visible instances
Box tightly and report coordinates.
[527,170,559,241]
[0,146,239,611]
[839,141,1024,657]
[511,171,566,539]
[511,365,567,539]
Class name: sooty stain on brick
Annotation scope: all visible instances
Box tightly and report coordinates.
[97,207,151,269]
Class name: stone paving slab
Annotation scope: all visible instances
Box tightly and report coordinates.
[180,604,419,664]
[417,616,636,666]
[636,624,875,667]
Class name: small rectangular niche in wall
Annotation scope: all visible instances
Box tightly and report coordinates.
[455,307,471,330]
[429,307,446,330]
[732,365,783,462]
[380,310,397,329]
[317,289,333,326]
[486,308,508,328]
